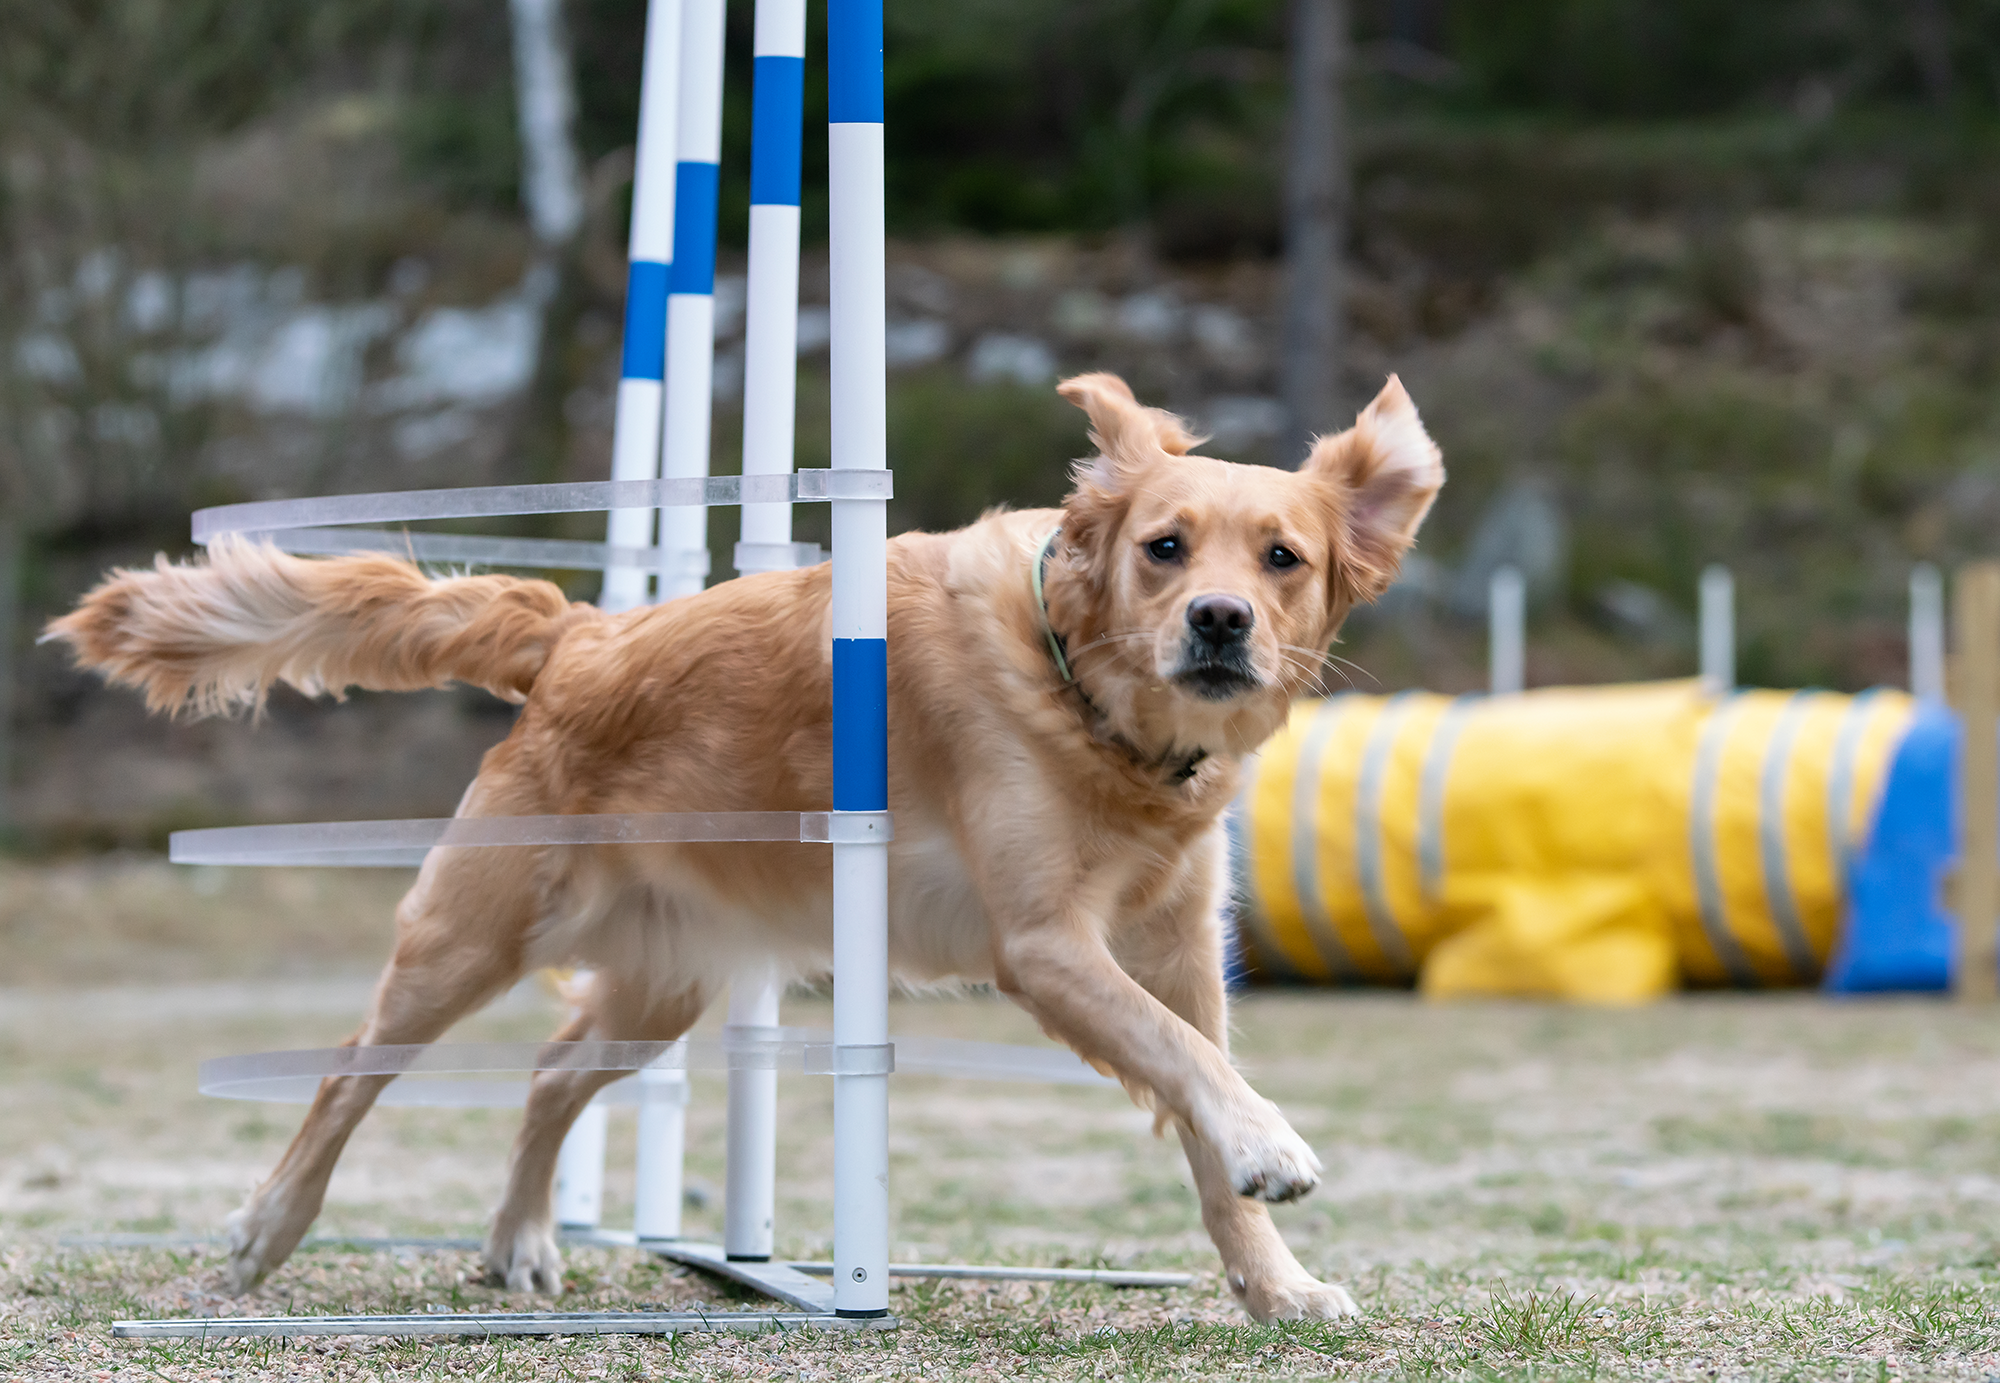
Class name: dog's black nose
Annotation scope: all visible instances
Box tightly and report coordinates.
[1187,593,1255,645]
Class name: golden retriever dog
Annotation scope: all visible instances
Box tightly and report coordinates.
[47,372,1442,1321]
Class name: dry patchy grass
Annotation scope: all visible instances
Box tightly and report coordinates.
[10,862,2000,1377]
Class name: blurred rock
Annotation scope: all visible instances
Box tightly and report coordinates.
[1190,304,1256,370]
[1116,290,1182,344]
[1051,289,1112,340]
[1201,396,1284,451]
[884,318,949,369]
[1596,578,1690,647]
[967,332,1055,386]
[795,306,830,354]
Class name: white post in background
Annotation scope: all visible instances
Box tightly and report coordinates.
[723,968,783,1259]
[828,0,891,1320]
[633,1066,690,1241]
[1488,564,1524,696]
[552,978,609,1229]
[602,0,683,613]
[658,0,729,600]
[734,0,810,578]
[1911,561,1947,705]
[1700,563,1735,693]
[554,1100,609,1229]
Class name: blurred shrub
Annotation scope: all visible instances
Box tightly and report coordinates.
[887,371,1090,535]
[17,0,1999,251]
[1444,0,2000,117]
[0,0,405,147]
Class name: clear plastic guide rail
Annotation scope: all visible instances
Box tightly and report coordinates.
[192,471,890,554]
[171,810,892,868]
[198,1032,1115,1106]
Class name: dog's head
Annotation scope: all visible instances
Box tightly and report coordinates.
[1043,372,1443,757]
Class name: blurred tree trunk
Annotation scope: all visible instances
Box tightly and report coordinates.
[511,0,586,247]
[508,0,591,510]
[0,515,17,837]
[1280,0,1350,468]
[1910,0,1955,107]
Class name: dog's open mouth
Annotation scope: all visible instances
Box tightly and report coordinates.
[1174,659,1261,701]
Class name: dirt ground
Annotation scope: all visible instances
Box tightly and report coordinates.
[9,859,2000,1379]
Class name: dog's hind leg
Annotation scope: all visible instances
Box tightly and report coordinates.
[483,971,710,1293]
[223,849,535,1296]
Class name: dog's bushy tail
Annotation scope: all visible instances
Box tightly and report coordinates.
[43,536,600,717]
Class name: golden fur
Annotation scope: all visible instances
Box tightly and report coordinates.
[45,372,1443,1320]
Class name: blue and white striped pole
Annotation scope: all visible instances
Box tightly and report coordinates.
[658,0,728,600]
[828,0,890,1321]
[721,0,806,1268]
[566,0,684,1227]
[611,0,693,1239]
[733,0,808,577]
[601,0,682,614]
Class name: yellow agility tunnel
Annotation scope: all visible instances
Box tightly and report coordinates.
[1233,682,1913,1002]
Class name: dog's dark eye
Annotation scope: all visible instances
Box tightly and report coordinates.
[1146,535,1182,563]
[1268,545,1300,570]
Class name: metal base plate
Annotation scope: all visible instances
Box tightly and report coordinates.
[658,1240,1195,1295]
[791,1260,1195,1288]
[111,1310,895,1340]
[651,1241,836,1312]
[63,1228,641,1252]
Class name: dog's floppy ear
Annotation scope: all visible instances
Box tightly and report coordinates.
[1055,373,1206,591]
[1301,375,1444,604]
[1057,372,1204,468]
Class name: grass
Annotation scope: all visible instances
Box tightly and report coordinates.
[13,865,2000,1376]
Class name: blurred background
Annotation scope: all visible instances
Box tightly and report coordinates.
[5,0,2000,851]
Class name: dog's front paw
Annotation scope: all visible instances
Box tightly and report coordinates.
[1219,1105,1322,1203]
[484,1221,565,1294]
[1231,1268,1359,1322]
[223,1192,309,1296]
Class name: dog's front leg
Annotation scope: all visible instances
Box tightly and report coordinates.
[1117,921,1358,1321]
[991,914,1354,1324]
[995,917,1317,1201]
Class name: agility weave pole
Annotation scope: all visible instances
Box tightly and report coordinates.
[114,0,896,1339]
[825,0,892,1316]
[717,0,810,1274]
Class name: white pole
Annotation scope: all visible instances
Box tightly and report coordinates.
[712,0,805,1269]
[613,0,692,1228]
[632,1066,689,1241]
[1911,561,1946,705]
[657,0,728,600]
[829,0,891,1320]
[735,0,809,576]
[1488,564,1524,696]
[602,0,683,614]
[554,1100,609,1229]
[1700,563,1735,693]
[723,969,783,1259]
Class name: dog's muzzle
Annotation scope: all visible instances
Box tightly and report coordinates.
[1175,594,1260,700]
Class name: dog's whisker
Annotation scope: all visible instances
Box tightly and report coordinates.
[1279,643,1378,691]
[1272,651,1338,697]
[1271,647,1348,695]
